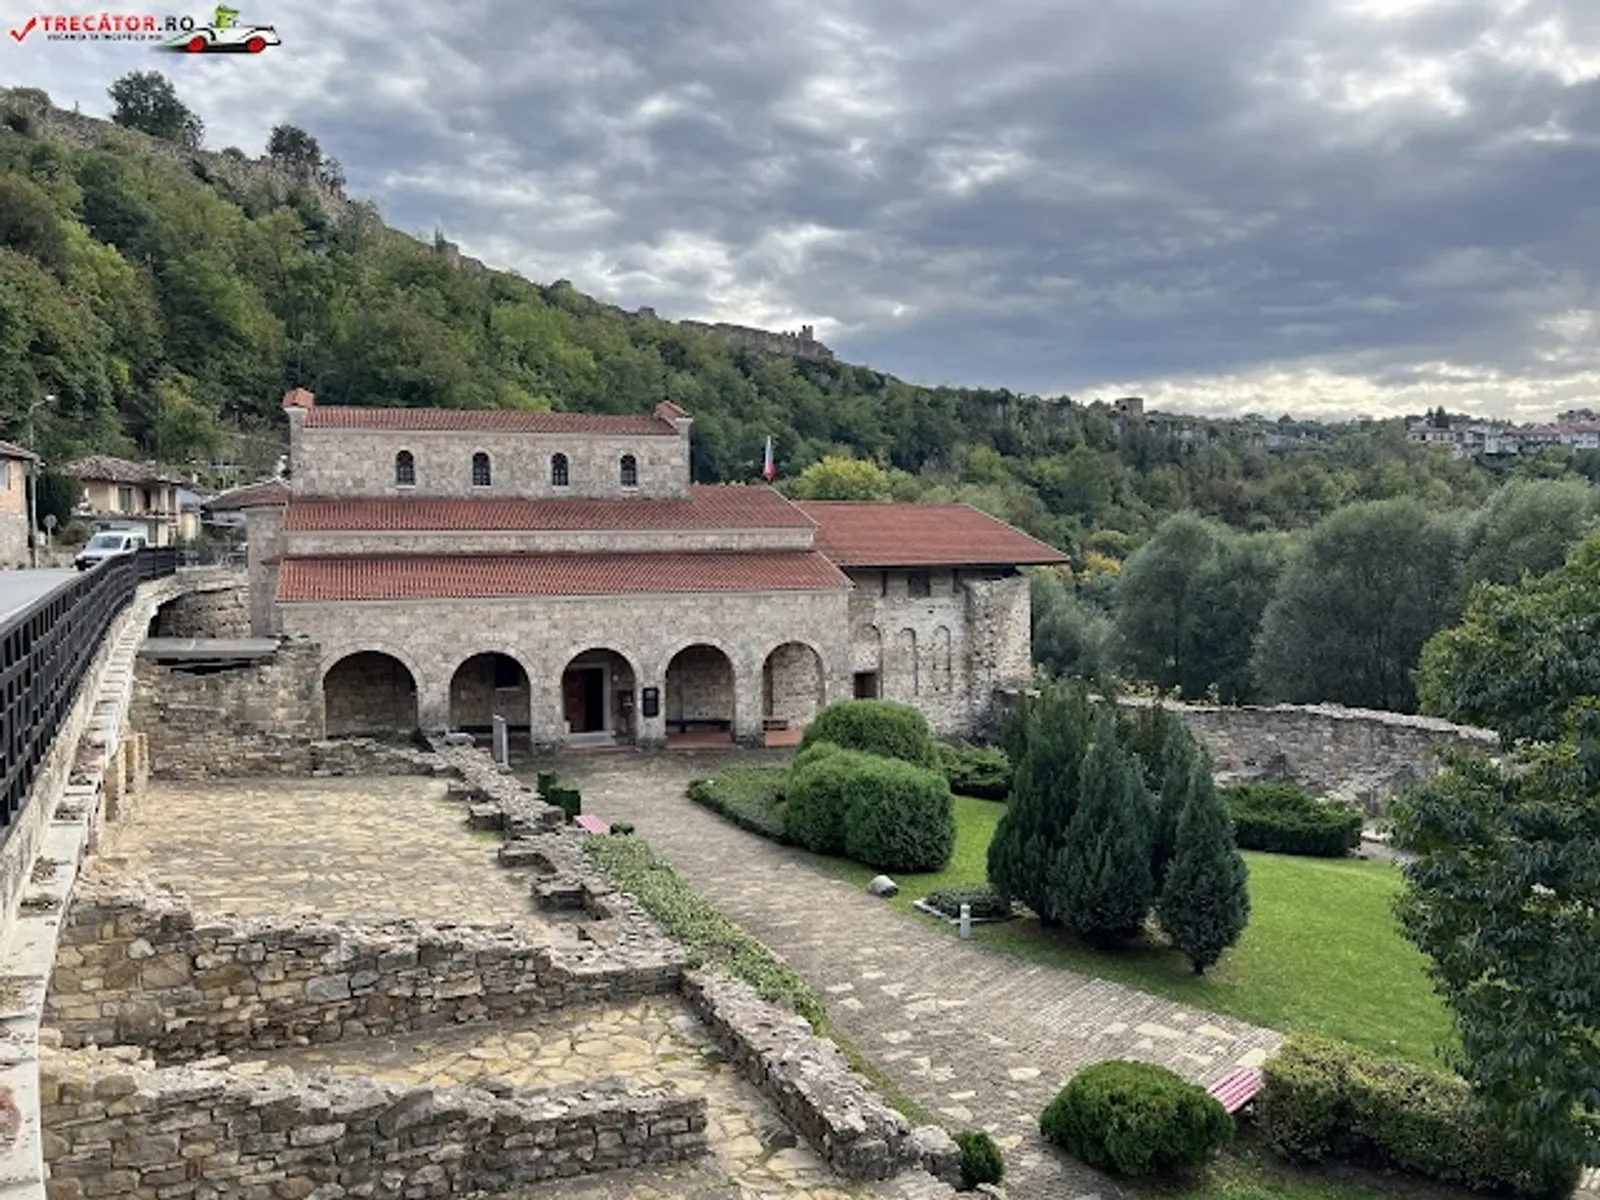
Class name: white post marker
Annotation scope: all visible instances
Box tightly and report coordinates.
[492,714,509,766]
[959,902,972,940]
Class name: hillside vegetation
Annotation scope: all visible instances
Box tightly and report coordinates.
[6,77,1600,713]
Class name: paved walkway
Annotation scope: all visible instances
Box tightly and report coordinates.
[533,751,1285,1199]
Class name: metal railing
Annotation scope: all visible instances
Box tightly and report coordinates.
[0,548,179,838]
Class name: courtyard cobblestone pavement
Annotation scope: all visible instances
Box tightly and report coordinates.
[101,776,569,940]
[235,995,955,1200]
[534,749,1288,1200]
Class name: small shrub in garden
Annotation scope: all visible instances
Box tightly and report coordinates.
[1039,1060,1233,1177]
[937,741,1013,800]
[1223,783,1364,857]
[784,748,876,854]
[609,822,634,836]
[1258,1036,1580,1197]
[687,767,788,841]
[799,699,939,766]
[923,884,1011,921]
[841,757,955,872]
[952,1130,1004,1189]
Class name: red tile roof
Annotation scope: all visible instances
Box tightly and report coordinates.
[205,480,290,511]
[60,455,175,484]
[300,406,680,435]
[283,485,815,532]
[796,501,1068,567]
[277,552,851,601]
[0,440,38,463]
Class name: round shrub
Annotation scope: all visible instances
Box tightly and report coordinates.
[923,884,1012,921]
[1039,1060,1233,1177]
[791,739,847,772]
[953,1130,1005,1190]
[799,699,938,767]
[841,757,955,872]
[784,747,878,854]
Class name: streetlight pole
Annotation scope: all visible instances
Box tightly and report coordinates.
[24,394,51,569]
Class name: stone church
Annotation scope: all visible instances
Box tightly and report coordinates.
[222,389,1065,750]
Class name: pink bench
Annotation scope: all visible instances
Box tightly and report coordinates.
[574,813,611,835]
[1207,1066,1263,1114]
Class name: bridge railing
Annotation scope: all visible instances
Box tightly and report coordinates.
[0,548,179,839]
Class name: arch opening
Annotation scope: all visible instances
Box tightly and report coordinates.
[449,652,530,737]
[762,642,823,746]
[560,648,637,746]
[324,651,417,738]
[665,643,736,746]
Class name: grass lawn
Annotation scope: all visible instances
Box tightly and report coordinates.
[692,774,1454,1067]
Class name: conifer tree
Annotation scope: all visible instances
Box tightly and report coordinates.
[987,682,1093,923]
[1158,762,1251,974]
[1049,709,1155,941]
[1150,721,1202,891]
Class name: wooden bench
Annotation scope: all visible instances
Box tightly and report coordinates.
[1207,1066,1263,1115]
[573,813,611,836]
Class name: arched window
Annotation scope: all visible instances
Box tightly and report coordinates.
[620,454,638,488]
[471,451,491,487]
[394,450,415,487]
[551,453,570,487]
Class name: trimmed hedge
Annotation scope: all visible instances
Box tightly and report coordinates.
[923,884,1012,921]
[687,767,789,842]
[841,757,955,872]
[798,699,939,767]
[952,1130,1005,1189]
[1258,1036,1578,1198]
[1223,783,1363,857]
[784,748,872,855]
[937,741,1013,800]
[1040,1060,1232,1177]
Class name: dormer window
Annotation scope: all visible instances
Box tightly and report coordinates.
[620,454,638,489]
[471,451,492,487]
[551,453,569,488]
[395,450,415,487]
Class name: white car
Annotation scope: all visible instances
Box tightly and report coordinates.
[165,23,280,53]
[74,530,148,571]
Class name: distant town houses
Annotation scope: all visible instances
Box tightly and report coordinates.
[1405,409,1600,459]
[59,455,200,546]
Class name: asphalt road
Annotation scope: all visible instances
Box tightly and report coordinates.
[0,569,76,624]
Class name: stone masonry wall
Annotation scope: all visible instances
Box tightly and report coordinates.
[45,873,684,1061]
[292,426,691,500]
[128,641,325,778]
[282,525,815,557]
[149,584,250,638]
[42,1044,707,1198]
[284,588,852,746]
[0,508,27,568]
[1119,697,1501,811]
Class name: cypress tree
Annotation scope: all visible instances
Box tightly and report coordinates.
[987,682,1093,923]
[1049,708,1155,942]
[1158,762,1251,974]
[1150,721,1203,891]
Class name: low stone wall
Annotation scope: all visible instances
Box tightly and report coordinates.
[1118,698,1500,811]
[682,972,959,1185]
[42,1044,707,1198]
[46,875,684,1061]
[129,641,324,778]
[149,582,250,638]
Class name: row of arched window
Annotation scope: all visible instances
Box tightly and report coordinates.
[394,451,639,490]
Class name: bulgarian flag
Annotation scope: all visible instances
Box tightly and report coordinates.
[762,435,777,482]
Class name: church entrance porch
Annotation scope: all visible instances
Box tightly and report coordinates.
[560,649,637,748]
[761,642,823,747]
[665,643,737,749]
[449,652,531,737]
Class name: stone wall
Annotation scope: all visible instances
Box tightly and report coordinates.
[128,640,324,778]
[281,524,815,556]
[243,505,285,637]
[0,508,27,568]
[762,642,825,727]
[149,584,250,638]
[284,589,852,746]
[679,320,836,361]
[1119,697,1501,811]
[290,425,691,501]
[45,874,685,1061]
[42,1044,707,1198]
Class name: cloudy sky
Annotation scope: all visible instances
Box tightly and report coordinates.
[10,0,1600,419]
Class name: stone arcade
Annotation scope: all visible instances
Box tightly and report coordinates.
[219,390,1066,750]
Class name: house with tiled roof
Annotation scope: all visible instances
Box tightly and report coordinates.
[59,455,197,546]
[0,439,39,567]
[245,390,1065,748]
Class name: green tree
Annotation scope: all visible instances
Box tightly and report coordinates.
[988,682,1095,923]
[787,454,900,501]
[266,124,323,172]
[1459,477,1598,589]
[0,175,68,276]
[1119,705,1202,891]
[33,469,79,528]
[1157,758,1250,974]
[108,72,204,149]
[1032,569,1115,681]
[1049,708,1154,942]
[1392,706,1600,1185]
[1417,531,1600,742]
[1252,498,1464,711]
